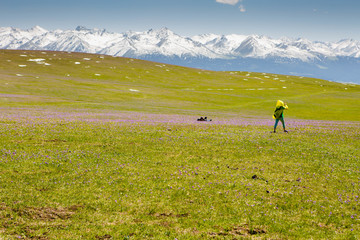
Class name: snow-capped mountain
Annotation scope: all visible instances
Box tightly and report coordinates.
[104,28,221,58]
[1,26,360,83]
[0,26,47,49]
[2,25,359,60]
[0,26,222,58]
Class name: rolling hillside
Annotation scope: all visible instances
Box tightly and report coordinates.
[1,49,359,121]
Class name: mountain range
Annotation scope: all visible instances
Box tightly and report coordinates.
[1,25,359,84]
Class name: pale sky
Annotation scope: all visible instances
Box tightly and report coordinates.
[1,0,359,41]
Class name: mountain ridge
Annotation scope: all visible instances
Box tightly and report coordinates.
[2,25,360,60]
[1,26,360,83]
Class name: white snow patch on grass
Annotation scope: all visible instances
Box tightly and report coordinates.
[83,58,91,60]
[20,55,27,57]
[282,86,287,89]
[28,59,51,65]
[28,58,46,62]
[16,74,23,77]
[95,74,101,76]
[18,65,27,67]
[74,62,81,65]
[129,89,140,92]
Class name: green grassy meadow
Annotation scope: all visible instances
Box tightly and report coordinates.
[0,50,360,239]
[1,49,359,120]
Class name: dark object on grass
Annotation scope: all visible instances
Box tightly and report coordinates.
[197,116,212,122]
[252,175,258,179]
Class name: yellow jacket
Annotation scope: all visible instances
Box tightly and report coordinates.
[273,100,288,119]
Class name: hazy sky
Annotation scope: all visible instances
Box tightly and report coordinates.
[1,0,359,41]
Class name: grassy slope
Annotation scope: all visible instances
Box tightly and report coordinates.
[0,49,359,121]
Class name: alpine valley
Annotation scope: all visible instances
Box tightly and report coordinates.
[1,25,359,84]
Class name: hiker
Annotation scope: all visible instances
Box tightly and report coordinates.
[273,100,288,133]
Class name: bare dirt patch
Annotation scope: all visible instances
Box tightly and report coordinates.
[13,205,83,220]
[209,224,267,237]
[153,212,189,218]
[95,234,112,239]
[0,204,83,239]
